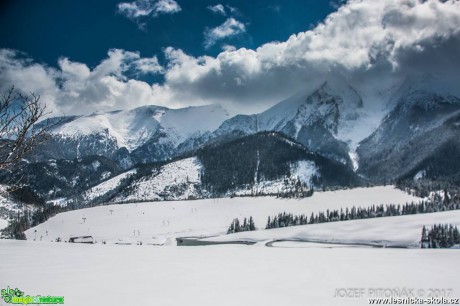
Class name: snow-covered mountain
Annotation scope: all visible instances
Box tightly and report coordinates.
[32,80,386,171]
[32,77,454,173]
[32,104,229,167]
[78,132,360,205]
[357,89,460,181]
[17,75,460,200]
[212,81,373,167]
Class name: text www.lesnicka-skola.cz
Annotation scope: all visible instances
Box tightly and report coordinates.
[368,297,459,304]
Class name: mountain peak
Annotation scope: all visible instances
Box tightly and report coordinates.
[46,103,229,155]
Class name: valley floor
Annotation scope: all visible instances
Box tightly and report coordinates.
[24,186,420,244]
[200,210,460,247]
[1,186,459,306]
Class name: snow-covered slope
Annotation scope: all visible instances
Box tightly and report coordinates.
[212,81,384,167]
[30,104,229,166]
[202,210,460,248]
[75,132,360,204]
[357,89,460,181]
[0,185,37,230]
[261,81,365,143]
[160,105,229,145]
[24,186,420,244]
[0,184,35,222]
[114,157,204,202]
[232,79,368,144]
[81,158,318,203]
[212,76,460,177]
[51,104,229,152]
[83,169,137,203]
[15,186,459,306]
[231,160,319,197]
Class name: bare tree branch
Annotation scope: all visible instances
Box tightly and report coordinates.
[0,86,52,170]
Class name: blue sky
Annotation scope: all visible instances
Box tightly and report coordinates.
[0,0,459,116]
[0,0,335,73]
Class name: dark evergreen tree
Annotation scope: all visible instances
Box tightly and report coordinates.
[421,226,429,248]
[249,216,256,231]
[226,216,257,234]
[423,224,460,248]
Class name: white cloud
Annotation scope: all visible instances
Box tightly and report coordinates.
[204,18,246,48]
[117,0,181,28]
[56,50,164,113]
[0,49,60,112]
[133,57,164,75]
[152,0,181,16]
[2,0,460,117]
[117,2,150,19]
[0,49,166,116]
[222,44,236,52]
[167,0,460,112]
[207,4,226,16]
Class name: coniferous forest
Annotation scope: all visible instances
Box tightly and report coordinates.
[197,132,360,195]
[265,191,460,230]
[421,224,460,248]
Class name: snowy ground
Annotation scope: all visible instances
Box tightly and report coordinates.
[3,186,460,306]
[1,240,459,306]
[201,210,460,247]
[24,186,420,244]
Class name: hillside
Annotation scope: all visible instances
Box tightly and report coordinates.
[197,132,360,195]
[77,132,360,204]
[24,186,420,244]
[0,156,122,201]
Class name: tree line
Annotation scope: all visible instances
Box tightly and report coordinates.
[265,193,460,229]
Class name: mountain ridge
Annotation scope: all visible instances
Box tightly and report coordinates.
[16,76,460,204]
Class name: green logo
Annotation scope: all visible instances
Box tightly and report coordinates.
[1,287,64,304]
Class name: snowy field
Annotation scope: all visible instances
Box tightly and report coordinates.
[24,186,420,244]
[1,240,459,306]
[201,210,460,247]
[2,186,460,306]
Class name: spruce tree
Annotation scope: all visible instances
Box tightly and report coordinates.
[249,216,256,231]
